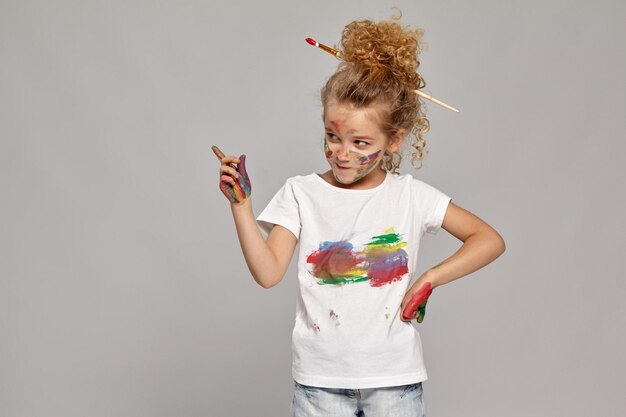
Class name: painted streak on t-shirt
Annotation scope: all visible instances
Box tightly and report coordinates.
[306,228,409,287]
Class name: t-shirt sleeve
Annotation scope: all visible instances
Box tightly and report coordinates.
[415,180,452,235]
[256,178,301,240]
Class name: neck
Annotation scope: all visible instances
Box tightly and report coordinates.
[322,168,387,190]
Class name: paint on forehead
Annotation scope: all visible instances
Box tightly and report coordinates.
[329,119,344,129]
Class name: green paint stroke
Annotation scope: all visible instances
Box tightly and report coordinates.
[317,275,370,285]
[365,232,402,246]
[416,298,429,323]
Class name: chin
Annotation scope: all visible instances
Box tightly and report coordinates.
[334,173,362,185]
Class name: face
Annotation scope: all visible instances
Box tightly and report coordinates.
[323,100,400,186]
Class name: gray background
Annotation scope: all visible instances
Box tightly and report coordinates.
[1,0,624,416]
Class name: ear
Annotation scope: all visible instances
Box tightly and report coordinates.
[388,129,407,153]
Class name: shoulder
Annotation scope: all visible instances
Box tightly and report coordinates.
[267,174,320,201]
[401,173,447,194]
[282,173,318,189]
[387,172,451,208]
[386,172,437,192]
[285,173,315,183]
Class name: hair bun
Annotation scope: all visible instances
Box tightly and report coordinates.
[340,20,425,90]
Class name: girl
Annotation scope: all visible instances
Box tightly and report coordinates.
[213,18,505,417]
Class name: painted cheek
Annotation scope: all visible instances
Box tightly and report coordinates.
[364,150,381,165]
[345,152,380,183]
[354,150,382,171]
[324,138,333,159]
[348,150,369,164]
[355,154,369,164]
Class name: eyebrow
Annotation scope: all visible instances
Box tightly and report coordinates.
[324,127,373,138]
[352,135,373,140]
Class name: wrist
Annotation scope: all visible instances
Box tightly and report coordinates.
[421,269,441,289]
[230,197,252,211]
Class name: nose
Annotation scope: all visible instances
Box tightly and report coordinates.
[336,145,351,161]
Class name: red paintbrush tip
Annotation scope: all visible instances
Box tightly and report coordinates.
[306,37,340,57]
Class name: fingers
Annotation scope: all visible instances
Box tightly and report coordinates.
[401,282,433,321]
[212,145,250,204]
[211,145,240,166]
[220,180,240,204]
[236,154,252,197]
[213,145,241,180]
[220,174,237,187]
[404,286,430,320]
[219,173,245,203]
[237,154,248,177]
[211,145,226,161]
[416,300,428,323]
[220,156,241,166]
[221,164,240,179]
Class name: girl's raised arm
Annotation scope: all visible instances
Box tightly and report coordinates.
[231,204,297,288]
[212,146,297,288]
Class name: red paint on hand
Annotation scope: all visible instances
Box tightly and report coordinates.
[402,282,433,323]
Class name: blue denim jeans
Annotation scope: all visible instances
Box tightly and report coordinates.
[292,381,426,417]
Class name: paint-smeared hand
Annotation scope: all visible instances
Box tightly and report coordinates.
[401,281,433,323]
[212,145,251,204]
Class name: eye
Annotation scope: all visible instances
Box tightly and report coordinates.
[325,132,339,141]
[354,140,369,147]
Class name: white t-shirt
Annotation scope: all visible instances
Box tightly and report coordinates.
[256,171,451,389]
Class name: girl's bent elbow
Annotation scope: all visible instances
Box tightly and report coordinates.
[494,232,506,256]
[257,276,282,289]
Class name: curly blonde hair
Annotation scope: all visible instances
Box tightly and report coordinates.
[321,18,430,173]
